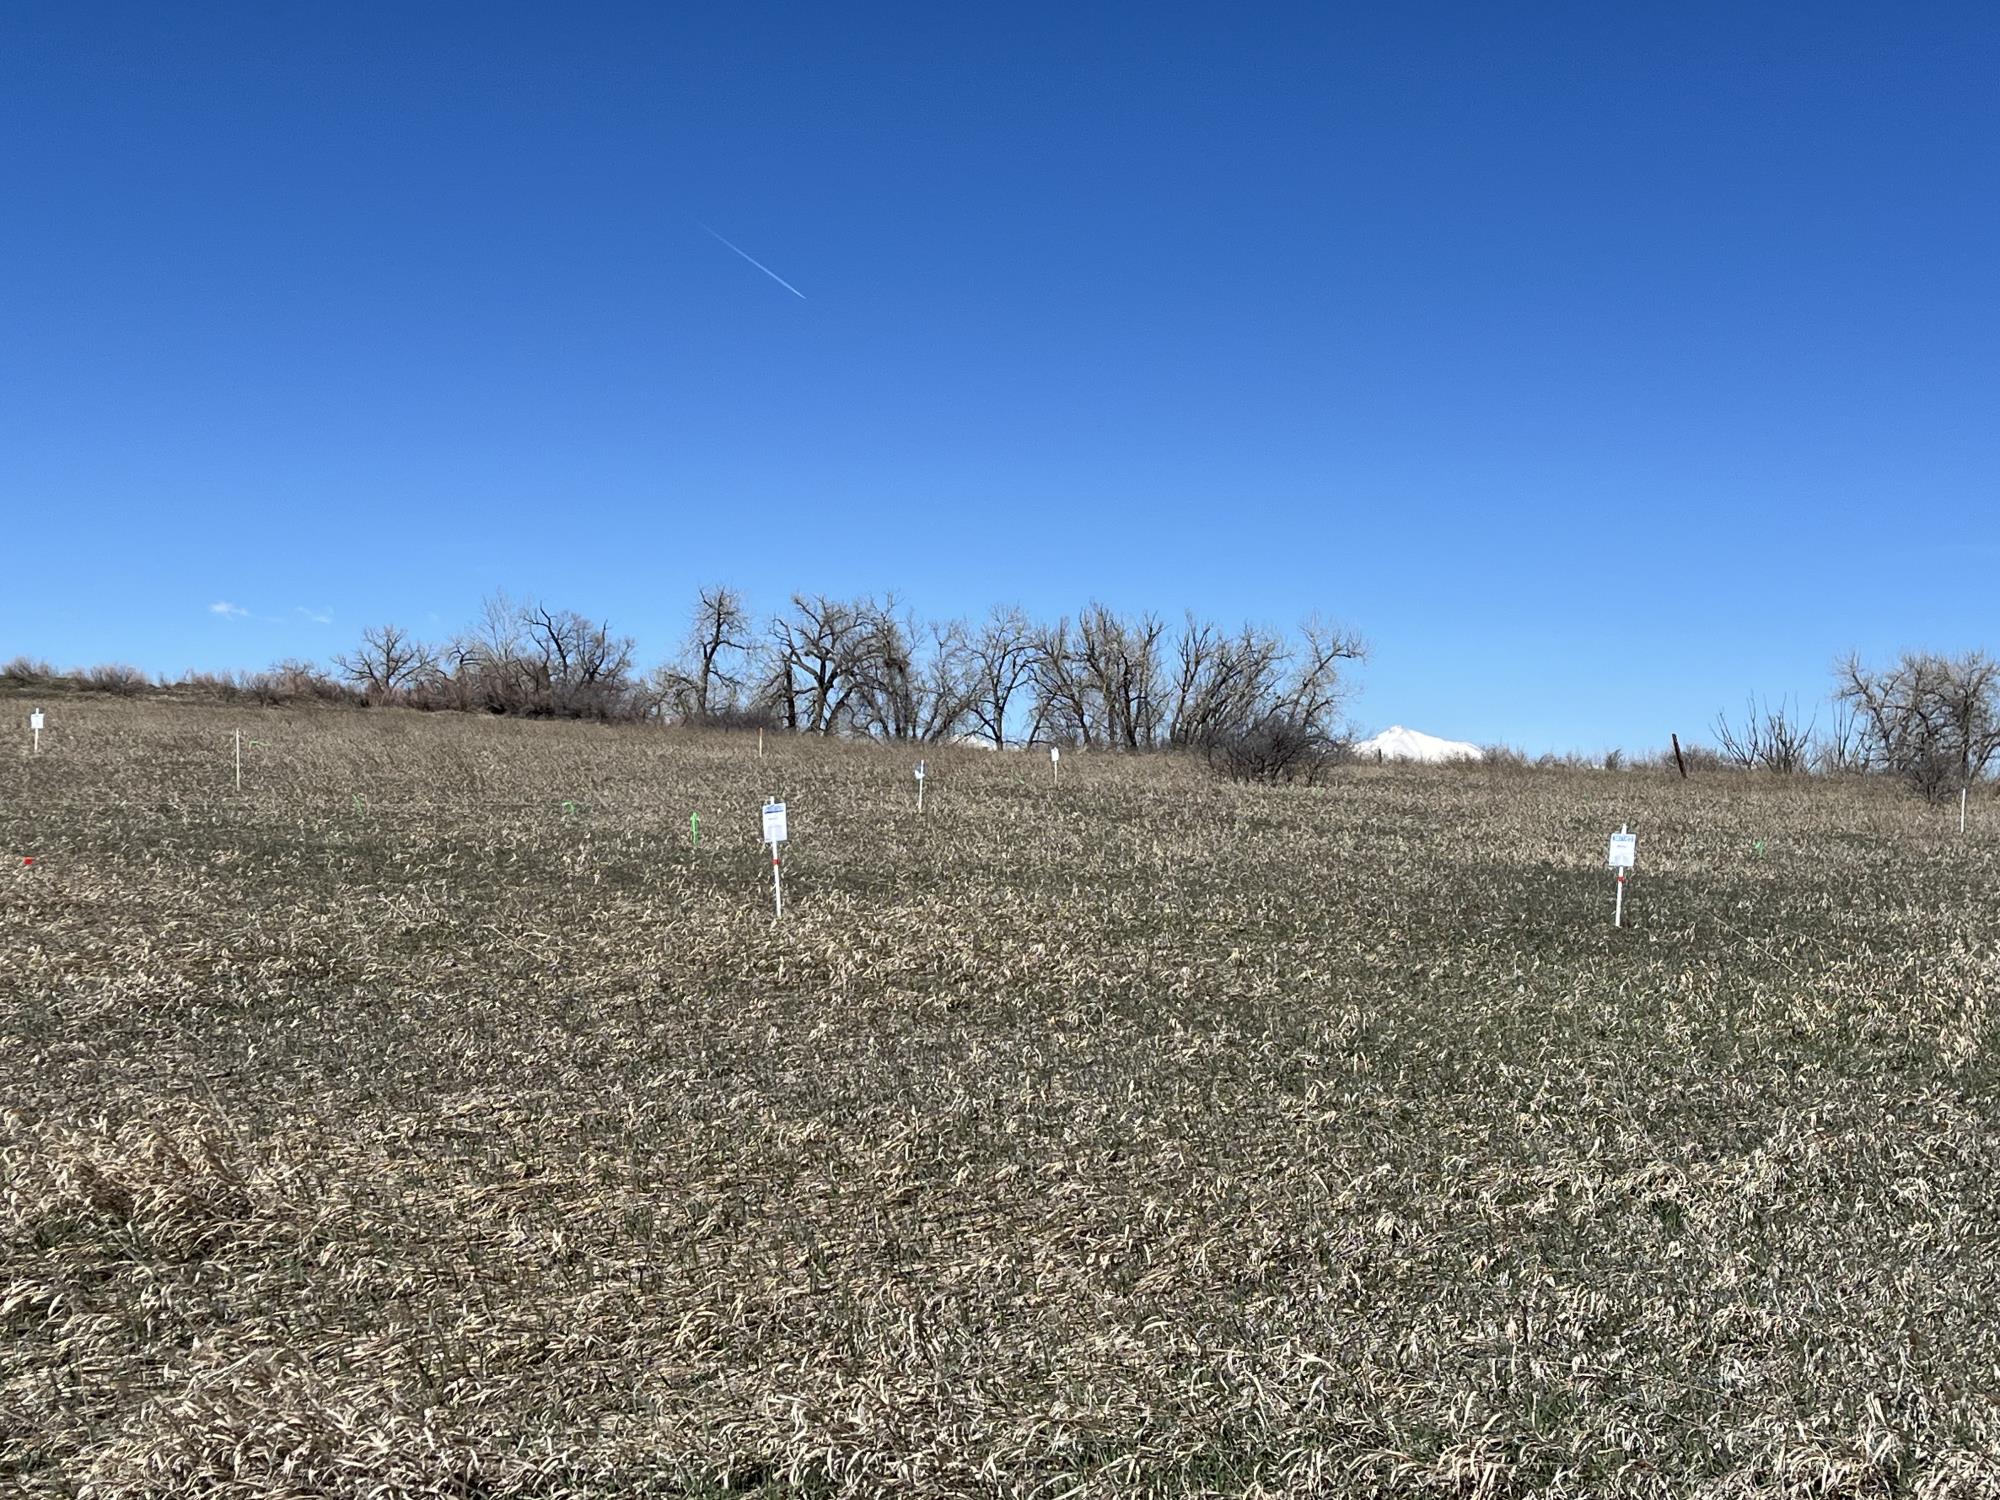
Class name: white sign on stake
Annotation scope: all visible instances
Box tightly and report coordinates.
[1050,744,1061,784]
[29,709,44,753]
[1608,826,1635,927]
[762,800,788,920]
[915,759,927,814]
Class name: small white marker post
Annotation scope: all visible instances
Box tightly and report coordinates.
[234,729,242,791]
[30,708,45,755]
[1608,825,1636,927]
[762,799,788,920]
[1961,786,1969,836]
[915,758,927,814]
[1050,744,1061,785]
[758,727,765,760]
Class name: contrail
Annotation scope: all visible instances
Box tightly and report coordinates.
[698,222,807,300]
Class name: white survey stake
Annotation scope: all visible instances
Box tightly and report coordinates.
[1608,826,1635,926]
[29,709,44,754]
[762,800,788,919]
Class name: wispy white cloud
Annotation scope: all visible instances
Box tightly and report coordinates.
[296,606,334,625]
[209,601,249,618]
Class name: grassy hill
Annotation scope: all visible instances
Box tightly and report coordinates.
[4,699,1997,1496]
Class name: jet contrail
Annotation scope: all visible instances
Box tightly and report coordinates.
[698,222,807,300]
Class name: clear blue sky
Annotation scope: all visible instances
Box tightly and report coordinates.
[4,2,1995,752]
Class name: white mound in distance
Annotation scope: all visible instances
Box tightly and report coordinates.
[1354,725,1483,763]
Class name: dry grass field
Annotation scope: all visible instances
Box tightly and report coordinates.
[4,697,1998,1498]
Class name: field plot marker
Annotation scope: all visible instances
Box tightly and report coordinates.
[1962,787,1969,835]
[691,812,700,848]
[234,729,242,791]
[762,798,788,919]
[1050,744,1060,785]
[29,708,44,754]
[1608,825,1636,927]
[915,758,927,814]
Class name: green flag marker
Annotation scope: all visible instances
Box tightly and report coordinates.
[562,800,580,817]
[690,812,699,847]
[353,794,365,812]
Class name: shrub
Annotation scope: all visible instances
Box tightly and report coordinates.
[1206,714,1338,785]
[75,663,151,696]
[1,656,59,688]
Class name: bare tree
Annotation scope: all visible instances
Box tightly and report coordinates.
[1168,615,1286,750]
[849,611,977,742]
[966,605,1034,748]
[1279,616,1367,735]
[1836,650,2000,802]
[519,604,637,719]
[1812,702,1862,775]
[1712,695,1816,774]
[1199,616,1366,782]
[652,586,755,723]
[1091,605,1168,750]
[765,594,881,735]
[682,585,752,719]
[335,624,434,703]
[1027,616,1093,747]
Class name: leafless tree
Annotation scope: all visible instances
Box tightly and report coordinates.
[1168,615,1286,750]
[1026,616,1093,747]
[966,606,1034,748]
[653,585,755,722]
[1836,650,2000,802]
[1812,703,1862,775]
[519,604,636,718]
[1198,616,1366,781]
[849,611,977,742]
[685,585,753,719]
[764,594,882,735]
[335,624,434,703]
[1712,695,1816,774]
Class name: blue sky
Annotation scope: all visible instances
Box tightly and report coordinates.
[3,2,1995,752]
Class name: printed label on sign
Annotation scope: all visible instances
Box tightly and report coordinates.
[762,801,788,844]
[915,761,926,780]
[30,712,45,731]
[1050,746,1061,762]
[1608,832,1637,869]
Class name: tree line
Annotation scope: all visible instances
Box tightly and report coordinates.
[1711,650,2000,803]
[317,588,1368,779]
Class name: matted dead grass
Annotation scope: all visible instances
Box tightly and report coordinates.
[3,698,1998,1497]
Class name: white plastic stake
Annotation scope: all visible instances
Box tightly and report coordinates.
[1608,824,1636,927]
[762,799,788,919]
[1962,786,1969,835]
[758,727,765,760]
[234,729,242,791]
[1050,744,1061,784]
[915,758,927,814]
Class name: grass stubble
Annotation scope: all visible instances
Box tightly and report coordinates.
[3,699,1999,1497]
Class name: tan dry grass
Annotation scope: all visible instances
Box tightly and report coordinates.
[3,698,1999,1496]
